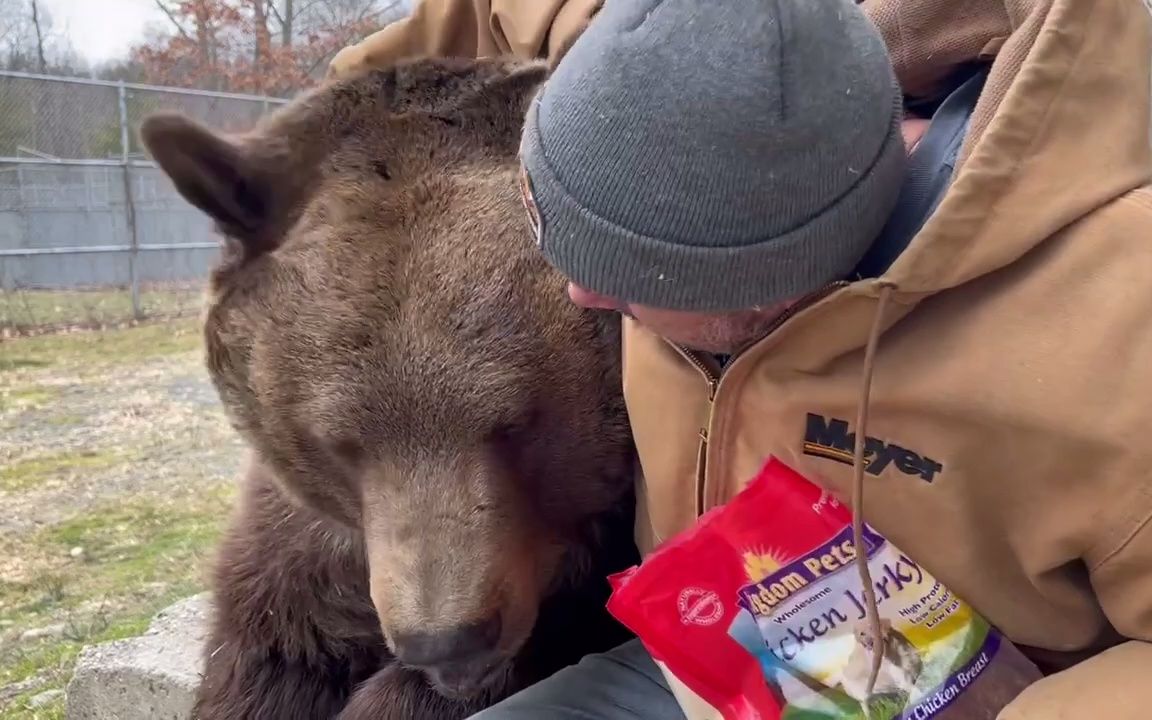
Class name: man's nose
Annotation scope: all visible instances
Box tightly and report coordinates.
[567,282,621,311]
[390,613,502,667]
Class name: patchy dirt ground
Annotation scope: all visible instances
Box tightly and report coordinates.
[0,319,246,719]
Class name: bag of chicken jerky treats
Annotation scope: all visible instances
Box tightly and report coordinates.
[607,458,1042,720]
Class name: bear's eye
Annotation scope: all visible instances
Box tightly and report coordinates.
[488,405,542,446]
[330,437,365,465]
[488,421,525,446]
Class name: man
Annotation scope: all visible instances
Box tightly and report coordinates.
[330,1,1152,718]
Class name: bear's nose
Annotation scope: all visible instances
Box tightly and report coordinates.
[391,613,503,667]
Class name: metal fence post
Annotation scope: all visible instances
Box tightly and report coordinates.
[118,81,142,321]
[0,70,290,334]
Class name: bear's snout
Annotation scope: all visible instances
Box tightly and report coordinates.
[392,614,507,696]
[392,613,503,667]
[360,455,556,698]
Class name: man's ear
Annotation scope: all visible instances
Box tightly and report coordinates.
[139,112,273,252]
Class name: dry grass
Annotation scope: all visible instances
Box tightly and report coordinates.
[0,318,244,719]
[0,286,205,337]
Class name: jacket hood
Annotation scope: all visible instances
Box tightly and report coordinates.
[863,0,1151,298]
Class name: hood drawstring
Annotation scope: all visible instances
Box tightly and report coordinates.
[852,281,896,713]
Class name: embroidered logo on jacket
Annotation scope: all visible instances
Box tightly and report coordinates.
[802,413,943,483]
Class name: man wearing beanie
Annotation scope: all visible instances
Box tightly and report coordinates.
[331,1,1152,719]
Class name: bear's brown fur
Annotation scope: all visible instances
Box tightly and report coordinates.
[139,58,639,720]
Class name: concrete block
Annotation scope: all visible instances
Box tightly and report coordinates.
[65,594,210,720]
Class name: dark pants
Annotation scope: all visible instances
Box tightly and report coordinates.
[468,640,687,719]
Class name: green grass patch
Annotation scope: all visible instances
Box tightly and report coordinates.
[0,685,65,720]
[0,318,203,375]
[0,694,64,720]
[13,487,234,619]
[0,450,133,493]
[0,288,204,333]
[0,608,176,720]
[0,388,60,408]
[39,415,85,429]
[0,485,236,715]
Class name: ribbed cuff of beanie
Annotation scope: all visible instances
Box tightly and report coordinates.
[520,91,908,313]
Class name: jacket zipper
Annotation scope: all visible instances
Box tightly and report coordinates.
[752,280,850,346]
[671,348,720,515]
[672,280,851,515]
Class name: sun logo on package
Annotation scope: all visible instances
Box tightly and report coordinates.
[742,547,786,583]
[677,587,724,627]
[518,164,543,248]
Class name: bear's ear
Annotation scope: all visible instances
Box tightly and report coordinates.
[482,60,548,113]
[444,61,547,141]
[139,112,274,253]
[497,61,548,109]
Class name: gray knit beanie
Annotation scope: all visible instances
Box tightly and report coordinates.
[518,0,906,312]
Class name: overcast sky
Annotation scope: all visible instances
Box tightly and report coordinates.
[43,0,160,63]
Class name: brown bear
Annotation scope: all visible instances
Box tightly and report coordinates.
[139,58,640,720]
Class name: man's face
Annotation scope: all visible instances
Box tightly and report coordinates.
[567,283,792,355]
[531,118,929,355]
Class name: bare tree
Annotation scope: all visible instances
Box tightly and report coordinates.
[273,0,405,48]
[279,0,293,47]
[250,0,271,70]
[0,0,80,73]
[0,0,20,48]
[152,0,194,42]
[29,0,46,72]
[132,0,408,93]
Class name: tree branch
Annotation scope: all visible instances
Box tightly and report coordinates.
[152,0,194,41]
[268,0,284,26]
[30,0,47,72]
[280,0,293,47]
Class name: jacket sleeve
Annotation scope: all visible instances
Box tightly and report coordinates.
[328,0,601,79]
[998,514,1152,719]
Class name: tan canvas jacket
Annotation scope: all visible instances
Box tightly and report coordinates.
[330,1,1152,717]
[328,0,599,75]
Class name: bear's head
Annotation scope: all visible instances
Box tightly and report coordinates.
[140,59,635,699]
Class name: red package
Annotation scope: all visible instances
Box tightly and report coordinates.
[607,457,1041,720]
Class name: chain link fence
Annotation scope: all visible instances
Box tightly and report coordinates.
[0,70,289,335]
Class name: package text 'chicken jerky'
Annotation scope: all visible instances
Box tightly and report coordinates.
[607,458,1042,720]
